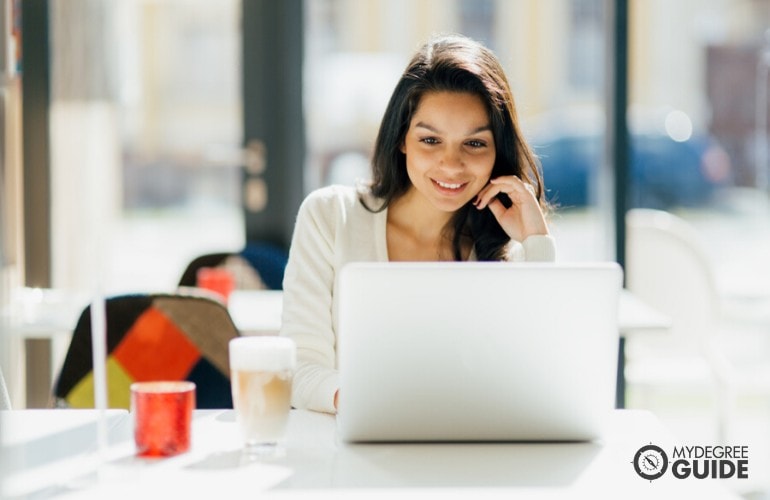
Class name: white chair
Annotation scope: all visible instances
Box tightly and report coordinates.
[625,208,770,443]
[0,365,11,410]
[624,209,720,427]
[709,310,770,445]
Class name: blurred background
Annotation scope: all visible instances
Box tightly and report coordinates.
[1,0,769,496]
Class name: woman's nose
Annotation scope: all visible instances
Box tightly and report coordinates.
[440,147,464,169]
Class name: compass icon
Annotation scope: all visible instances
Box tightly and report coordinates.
[633,444,668,481]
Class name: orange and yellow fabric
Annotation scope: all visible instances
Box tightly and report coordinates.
[53,293,240,409]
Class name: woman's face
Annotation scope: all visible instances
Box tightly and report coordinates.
[400,91,496,213]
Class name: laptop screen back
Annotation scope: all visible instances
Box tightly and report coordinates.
[336,261,622,442]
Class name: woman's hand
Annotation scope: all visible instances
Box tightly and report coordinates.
[473,176,549,243]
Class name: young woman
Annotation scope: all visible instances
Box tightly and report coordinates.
[280,34,555,413]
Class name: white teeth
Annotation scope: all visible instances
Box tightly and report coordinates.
[436,180,462,189]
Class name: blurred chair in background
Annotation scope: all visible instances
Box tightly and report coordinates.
[709,308,770,444]
[0,365,11,409]
[178,252,232,287]
[624,209,720,427]
[178,242,288,291]
[52,293,240,409]
[625,208,770,443]
[239,242,289,290]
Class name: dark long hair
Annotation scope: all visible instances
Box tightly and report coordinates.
[363,34,547,261]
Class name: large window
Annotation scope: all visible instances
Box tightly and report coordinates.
[620,2,770,468]
[49,0,244,295]
[35,3,770,469]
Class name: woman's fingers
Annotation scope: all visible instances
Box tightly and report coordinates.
[495,175,538,199]
[474,175,549,241]
[474,176,535,209]
[485,197,506,220]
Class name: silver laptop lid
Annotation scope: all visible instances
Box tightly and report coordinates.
[337,262,622,442]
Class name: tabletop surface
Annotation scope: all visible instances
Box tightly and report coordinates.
[617,289,672,334]
[227,289,284,335]
[230,289,673,336]
[0,408,741,499]
[3,287,670,338]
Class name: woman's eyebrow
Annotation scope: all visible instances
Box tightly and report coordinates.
[468,124,493,134]
[414,122,492,135]
[414,122,440,133]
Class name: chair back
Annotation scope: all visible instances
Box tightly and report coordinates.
[178,252,231,287]
[178,243,288,291]
[625,209,720,352]
[239,242,288,290]
[53,293,240,409]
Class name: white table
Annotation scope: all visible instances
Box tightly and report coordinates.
[618,289,672,334]
[227,289,284,335]
[615,290,673,407]
[1,288,89,408]
[0,408,741,499]
[0,409,129,496]
[228,289,672,337]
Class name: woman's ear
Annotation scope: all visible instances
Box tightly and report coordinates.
[399,140,406,154]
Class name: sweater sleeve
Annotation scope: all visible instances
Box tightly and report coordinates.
[508,234,557,262]
[280,190,340,414]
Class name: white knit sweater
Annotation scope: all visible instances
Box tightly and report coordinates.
[280,185,557,413]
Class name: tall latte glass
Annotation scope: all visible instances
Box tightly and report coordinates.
[229,336,296,456]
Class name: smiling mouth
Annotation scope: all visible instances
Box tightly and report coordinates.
[432,179,467,192]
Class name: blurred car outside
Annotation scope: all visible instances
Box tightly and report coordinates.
[526,106,733,210]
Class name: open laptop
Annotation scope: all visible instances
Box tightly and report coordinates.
[336,261,622,442]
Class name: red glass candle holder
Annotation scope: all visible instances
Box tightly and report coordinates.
[131,381,196,457]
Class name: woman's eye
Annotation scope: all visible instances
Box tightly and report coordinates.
[466,140,486,148]
[420,137,439,145]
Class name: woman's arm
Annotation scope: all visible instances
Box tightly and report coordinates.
[516,234,556,261]
[280,191,340,413]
